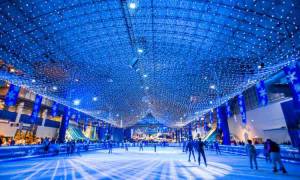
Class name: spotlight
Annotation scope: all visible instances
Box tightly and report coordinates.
[143,74,148,78]
[73,99,81,106]
[258,62,265,69]
[31,79,36,83]
[209,84,216,89]
[52,86,58,91]
[137,48,143,54]
[129,2,136,9]
[93,97,98,101]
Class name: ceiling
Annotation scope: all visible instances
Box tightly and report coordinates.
[0,0,299,127]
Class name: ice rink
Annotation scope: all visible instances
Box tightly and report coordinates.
[0,147,299,180]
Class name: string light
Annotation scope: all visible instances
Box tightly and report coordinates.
[0,0,298,127]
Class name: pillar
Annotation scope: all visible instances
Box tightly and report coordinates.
[58,107,70,143]
[220,106,230,145]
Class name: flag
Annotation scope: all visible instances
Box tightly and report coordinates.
[238,94,247,124]
[209,110,213,124]
[217,107,221,130]
[63,107,71,129]
[84,119,88,131]
[51,102,58,117]
[31,94,43,123]
[5,84,20,106]
[75,112,80,123]
[256,80,268,106]
[204,116,208,132]
[284,64,300,109]
[226,101,232,117]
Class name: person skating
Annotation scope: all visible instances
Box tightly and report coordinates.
[108,141,113,154]
[264,141,271,163]
[197,137,207,167]
[214,141,221,155]
[186,137,196,162]
[139,141,144,151]
[246,140,258,170]
[266,139,287,173]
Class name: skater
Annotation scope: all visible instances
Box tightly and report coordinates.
[108,141,113,154]
[197,137,207,167]
[214,141,221,155]
[264,141,271,163]
[182,140,186,152]
[154,142,157,152]
[186,137,196,162]
[139,141,144,151]
[125,141,128,151]
[266,139,287,173]
[246,140,258,170]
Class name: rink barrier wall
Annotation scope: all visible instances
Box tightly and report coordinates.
[0,143,299,163]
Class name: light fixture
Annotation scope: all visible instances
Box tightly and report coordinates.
[107,78,113,83]
[75,79,79,82]
[137,48,143,54]
[73,99,81,106]
[209,101,213,104]
[129,2,136,9]
[209,84,216,89]
[93,97,98,101]
[143,74,148,78]
[52,86,58,91]
[31,79,36,83]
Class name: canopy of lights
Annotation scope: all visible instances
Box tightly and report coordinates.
[0,0,299,127]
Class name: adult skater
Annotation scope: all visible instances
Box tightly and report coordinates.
[108,141,113,154]
[182,140,186,152]
[214,141,221,155]
[197,137,207,167]
[186,137,196,162]
[154,142,157,152]
[266,139,287,173]
[124,141,128,151]
[246,140,258,170]
[264,141,271,163]
[139,141,144,151]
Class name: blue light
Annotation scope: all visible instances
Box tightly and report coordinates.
[73,99,81,106]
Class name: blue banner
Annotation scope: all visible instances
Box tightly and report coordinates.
[226,101,232,117]
[31,95,43,123]
[58,106,71,142]
[5,84,20,106]
[51,102,58,117]
[204,116,208,132]
[216,107,221,130]
[75,112,80,123]
[209,110,213,124]
[84,119,88,131]
[284,64,300,109]
[256,80,268,106]
[238,94,247,124]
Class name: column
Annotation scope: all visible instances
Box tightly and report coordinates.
[220,106,230,145]
[58,107,70,143]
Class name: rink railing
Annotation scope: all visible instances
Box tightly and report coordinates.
[0,142,299,162]
[218,145,300,162]
[0,142,120,160]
